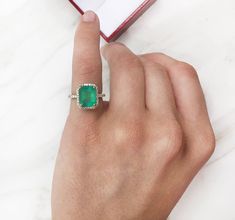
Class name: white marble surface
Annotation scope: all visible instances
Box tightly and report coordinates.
[0,0,235,219]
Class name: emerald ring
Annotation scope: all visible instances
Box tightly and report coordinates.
[69,84,105,110]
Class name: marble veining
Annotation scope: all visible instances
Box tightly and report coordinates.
[0,0,235,219]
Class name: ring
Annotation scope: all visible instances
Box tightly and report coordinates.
[69,84,105,110]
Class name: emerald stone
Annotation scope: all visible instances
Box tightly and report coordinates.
[77,84,98,109]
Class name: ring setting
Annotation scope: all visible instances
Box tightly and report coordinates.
[69,84,105,110]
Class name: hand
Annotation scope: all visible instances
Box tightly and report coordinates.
[52,11,215,220]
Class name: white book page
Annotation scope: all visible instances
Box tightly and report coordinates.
[74,0,146,37]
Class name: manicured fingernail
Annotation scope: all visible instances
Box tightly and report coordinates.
[82,11,96,22]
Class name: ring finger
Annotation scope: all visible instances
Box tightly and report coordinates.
[70,11,103,120]
[140,57,177,119]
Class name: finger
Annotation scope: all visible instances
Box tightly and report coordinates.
[140,53,209,122]
[70,11,103,119]
[102,43,145,113]
[141,53,215,162]
[139,57,177,118]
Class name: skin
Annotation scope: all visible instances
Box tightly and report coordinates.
[52,11,215,220]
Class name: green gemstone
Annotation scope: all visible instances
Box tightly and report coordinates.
[78,84,98,108]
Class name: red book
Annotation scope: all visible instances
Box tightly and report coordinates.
[69,0,156,42]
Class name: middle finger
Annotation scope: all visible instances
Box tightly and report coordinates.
[102,43,146,113]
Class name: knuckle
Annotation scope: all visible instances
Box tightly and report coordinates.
[74,28,94,43]
[144,61,168,76]
[76,58,101,77]
[120,55,142,70]
[144,59,164,70]
[113,119,144,148]
[141,52,170,64]
[174,62,198,79]
[164,121,183,158]
[145,52,166,59]
[198,129,216,161]
[189,127,216,165]
[106,43,142,69]
[152,52,167,58]
[151,120,183,159]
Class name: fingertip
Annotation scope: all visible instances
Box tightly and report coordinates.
[101,42,125,59]
[75,11,99,34]
[74,10,100,46]
[81,10,98,23]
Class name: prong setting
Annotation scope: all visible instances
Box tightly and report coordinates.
[77,84,99,110]
[69,84,105,110]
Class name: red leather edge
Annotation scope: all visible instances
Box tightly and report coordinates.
[68,0,156,42]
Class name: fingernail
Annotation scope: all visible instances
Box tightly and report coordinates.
[82,11,96,22]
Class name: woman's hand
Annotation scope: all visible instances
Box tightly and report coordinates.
[52,11,215,220]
